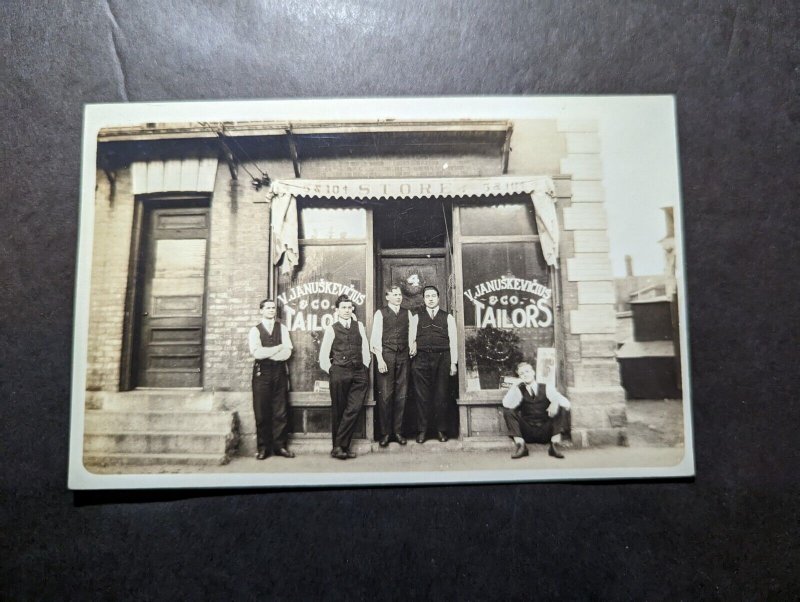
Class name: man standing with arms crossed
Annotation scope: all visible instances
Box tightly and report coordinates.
[411,285,457,444]
[370,285,416,447]
[319,295,371,460]
[248,299,295,460]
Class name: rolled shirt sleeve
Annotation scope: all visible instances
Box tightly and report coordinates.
[359,322,371,367]
[502,386,523,409]
[447,313,458,363]
[370,310,383,355]
[318,326,334,373]
[269,324,293,362]
[249,323,292,361]
[248,327,266,359]
[545,384,571,409]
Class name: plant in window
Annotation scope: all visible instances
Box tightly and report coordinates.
[465,326,524,389]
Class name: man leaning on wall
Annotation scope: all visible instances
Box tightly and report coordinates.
[248,299,295,460]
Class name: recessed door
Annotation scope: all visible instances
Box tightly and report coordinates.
[135,205,209,388]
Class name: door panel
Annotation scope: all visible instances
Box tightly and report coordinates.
[136,205,209,388]
[380,256,448,314]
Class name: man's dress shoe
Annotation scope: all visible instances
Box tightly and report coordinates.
[274,447,295,458]
[416,432,427,444]
[331,447,348,460]
[256,450,268,460]
[379,435,390,448]
[548,443,565,459]
[345,448,357,459]
[437,431,448,442]
[395,434,407,445]
[511,443,529,459]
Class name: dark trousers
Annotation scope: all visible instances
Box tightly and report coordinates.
[376,347,409,438]
[329,363,369,449]
[252,364,289,453]
[412,350,451,434]
[503,406,570,443]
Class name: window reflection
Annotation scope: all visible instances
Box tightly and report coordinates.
[299,207,367,240]
[460,200,536,237]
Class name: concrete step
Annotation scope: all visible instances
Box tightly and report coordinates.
[84,452,228,467]
[84,431,235,455]
[87,390,213,411]
[85,410,235,433]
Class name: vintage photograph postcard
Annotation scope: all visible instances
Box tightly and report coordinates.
[68,96,693,489]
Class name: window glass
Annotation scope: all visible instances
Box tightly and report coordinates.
[299,207,366,240]
[277,245,367,393]
[459,200,536,237]
[461,241,554,391]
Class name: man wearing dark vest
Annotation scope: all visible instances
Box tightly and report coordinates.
[248,299,295,460]
[370,285,416,447]
[411,285,457,444]
[319,294,371,460]
[502,361,571,459]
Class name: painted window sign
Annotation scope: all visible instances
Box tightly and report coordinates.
[278,280,366,332]
[463,276,553,330]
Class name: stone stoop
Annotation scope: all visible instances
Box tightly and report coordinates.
[83,409,240,468]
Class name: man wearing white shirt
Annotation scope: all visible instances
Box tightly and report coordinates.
[411,285,458,444]
[318,294,371,460]
[371,285,416,447]
[248,299,295,460]
[502,361,571,459]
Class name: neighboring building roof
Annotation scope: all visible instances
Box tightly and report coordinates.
[616,340,675,358]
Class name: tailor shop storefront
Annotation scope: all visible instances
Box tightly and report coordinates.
[267,176,565,442]
[84,120,629,466]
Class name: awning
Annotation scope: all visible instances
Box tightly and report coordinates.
[267,176,559,273]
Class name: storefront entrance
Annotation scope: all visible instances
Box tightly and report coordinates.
[272,178,560,440]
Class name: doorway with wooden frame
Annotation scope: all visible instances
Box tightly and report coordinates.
[373,198,458,437]
[122,197,210,390]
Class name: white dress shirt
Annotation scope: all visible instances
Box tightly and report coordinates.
[318,316,371,373]
[248,319,293,362]
[410,307,458,362]
[501,382,572,410]
[370,304,415,355]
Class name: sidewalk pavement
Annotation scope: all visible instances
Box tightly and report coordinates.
[88,398,687,476]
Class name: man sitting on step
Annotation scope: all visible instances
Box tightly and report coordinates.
[501,361,571,459]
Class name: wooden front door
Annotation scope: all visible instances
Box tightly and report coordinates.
[135,204,209,388]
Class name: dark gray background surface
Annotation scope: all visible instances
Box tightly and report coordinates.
[1,1,798,598]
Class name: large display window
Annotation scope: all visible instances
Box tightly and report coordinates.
[276,204,374,397]
[454,198,555,395]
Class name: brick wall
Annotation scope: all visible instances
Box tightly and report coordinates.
[299,153,501,179]
[203,159,295,394]
[85,168,135,392]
